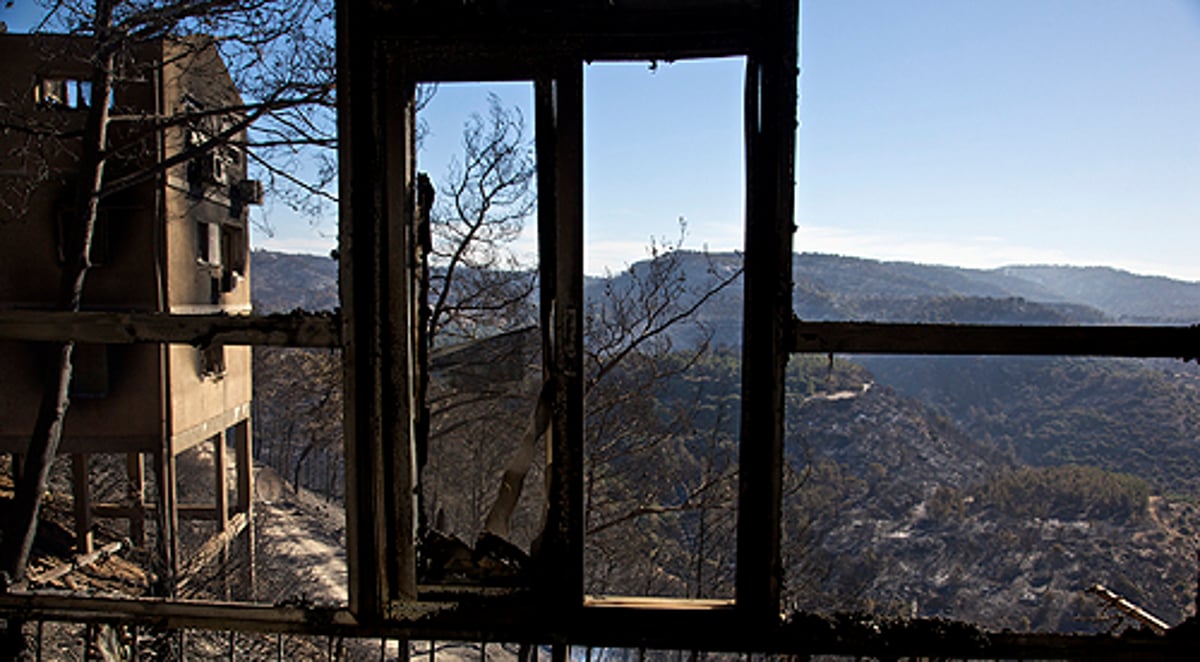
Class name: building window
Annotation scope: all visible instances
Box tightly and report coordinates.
[217,225,245,294]
[36,77,112,109]
[199,343,225,379]
[182,95,240,192]
[36,77,90,109]
[198,220,246,292]
[198,221,221,266]
[187,152,229,188]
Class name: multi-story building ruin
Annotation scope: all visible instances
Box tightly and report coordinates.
[0,33,257,576]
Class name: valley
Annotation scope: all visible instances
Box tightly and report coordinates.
[251,248,1200,633]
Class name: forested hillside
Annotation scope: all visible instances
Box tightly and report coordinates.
[250,249,1200,633]
[251,249,338,313]
[861,356,1200,493]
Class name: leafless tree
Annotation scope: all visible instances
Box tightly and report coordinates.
[427,93,537,343]
[420,95,541,547]
[581,238,743,597]
[1,0,120,588]
[252,346,342,499]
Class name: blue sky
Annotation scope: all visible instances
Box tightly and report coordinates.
[797,0,1200,280]
[4,1,1199,279]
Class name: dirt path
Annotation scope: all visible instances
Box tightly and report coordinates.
[253,465,348,605]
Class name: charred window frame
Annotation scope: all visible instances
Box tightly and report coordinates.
[2,1,1198,656]
[337,0,798,621]
[337,0,1200,634]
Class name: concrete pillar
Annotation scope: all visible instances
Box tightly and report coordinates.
[71,453,93,554]
[155,448,179,592]
[235,418,253,515]
[126,452,146,546]
[214,431,229,530]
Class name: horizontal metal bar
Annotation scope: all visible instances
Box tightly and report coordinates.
[0,592,1191,658]
[0,310,340,348]
[791,321,1200,360]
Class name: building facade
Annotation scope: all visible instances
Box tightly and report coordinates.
[0,33,256,576]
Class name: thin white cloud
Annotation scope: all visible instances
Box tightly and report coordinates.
[255,235,336,256]
[584,240,667,275]
[796,225,1071,270]
[795,225,1200,282]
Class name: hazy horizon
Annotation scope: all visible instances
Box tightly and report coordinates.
[253,242,1200,286]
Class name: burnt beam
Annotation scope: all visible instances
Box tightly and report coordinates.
[790,321,1200,360]
[534,63,586,608]
[366,5,758,71]
[736,0,799,620]
[0,310,339,348]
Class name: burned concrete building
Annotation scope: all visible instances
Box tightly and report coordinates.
[0,33,256,575]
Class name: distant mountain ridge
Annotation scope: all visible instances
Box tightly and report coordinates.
[251,249,338,313]
[997,265,1200,321]
[789,252,1200,323]
[251,248,1200,323]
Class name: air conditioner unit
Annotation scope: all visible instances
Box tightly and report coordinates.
[233,179,264,206]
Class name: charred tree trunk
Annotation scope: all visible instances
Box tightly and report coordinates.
[1,0,116,585]
[293,442,315,495]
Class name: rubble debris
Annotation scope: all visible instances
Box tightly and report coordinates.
[419,528,528,586]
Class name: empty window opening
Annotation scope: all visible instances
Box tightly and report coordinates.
[414,82,545,588]
[581,58,746,600]
[251,347,348,604]
[781,4,1200,633]
[36,77,91,109]
[198,221,221,266]
[199,343,225,378]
